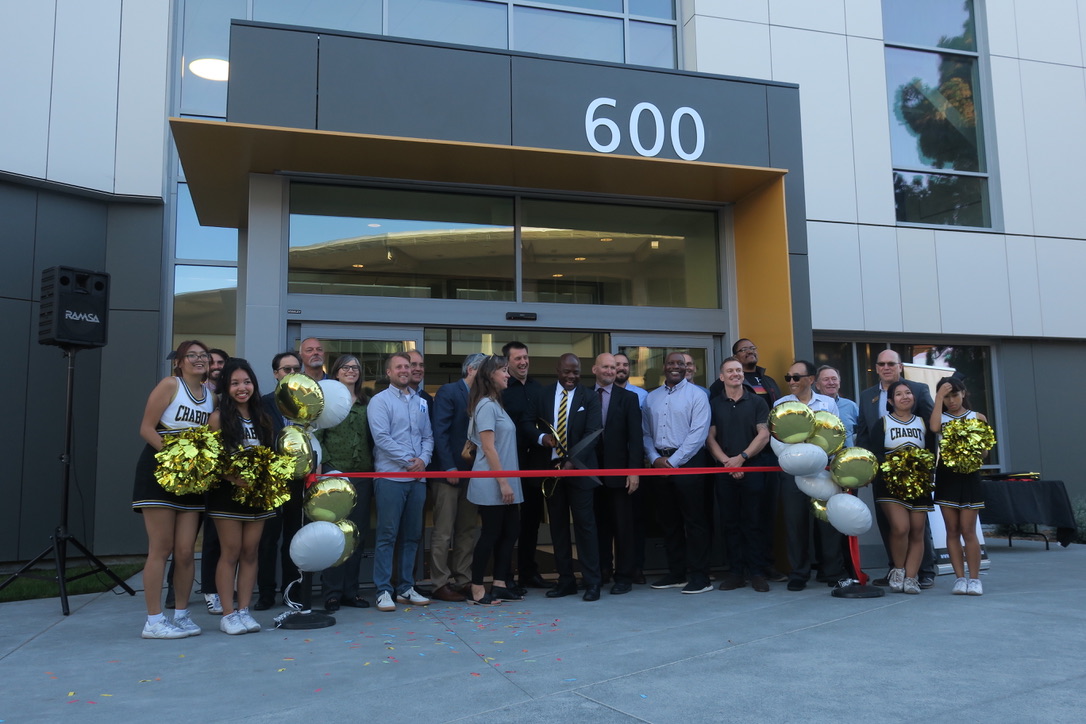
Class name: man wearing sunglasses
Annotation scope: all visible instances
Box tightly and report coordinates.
[855,349,937,589]
[773,360,846,591]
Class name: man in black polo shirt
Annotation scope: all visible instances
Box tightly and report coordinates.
[705,356,772,592]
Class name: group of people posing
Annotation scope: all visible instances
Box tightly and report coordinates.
[132,336,988,639]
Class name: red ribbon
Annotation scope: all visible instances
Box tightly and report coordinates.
[306,465,782,485]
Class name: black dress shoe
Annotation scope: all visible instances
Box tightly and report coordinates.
[341,595,370,608]
[545,581,578,598]
[918,576,935,589]
[520,574,550,589]
[253,596,276,611]
[324,597,341,612]
[632,571,647,585]
[609,582,632,595]
[786,579,807,591]
[491,585,524,602]
[583,585,601,602]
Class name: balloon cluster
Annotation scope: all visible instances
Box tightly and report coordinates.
[939,418,996,474]
[155,427,224,495]
[880,447,935,500]
[769,404,878,536]
[275,372,359,574]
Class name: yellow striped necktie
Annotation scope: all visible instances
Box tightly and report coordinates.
[556,388,569,451]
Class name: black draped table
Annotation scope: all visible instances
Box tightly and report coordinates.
[980,479,1077,548]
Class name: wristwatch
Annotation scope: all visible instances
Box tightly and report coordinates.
[739,452,749,460]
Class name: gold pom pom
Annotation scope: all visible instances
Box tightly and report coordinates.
[225,445,294,511]
[880,447,936,499]
[940,418,996,474]
[154,427,223,495]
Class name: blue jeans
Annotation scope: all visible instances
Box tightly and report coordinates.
[373,478,426,595]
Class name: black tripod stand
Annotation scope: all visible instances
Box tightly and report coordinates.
[0,347,136,614]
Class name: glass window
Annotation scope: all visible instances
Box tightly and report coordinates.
[881,0,975,50]
[389,0,508,49]
[513,6,623,63]
[618,345,707,391]
[893,171,990,227]
[176,183,238,261]
[885,47,984,173]
[288,185,516,300]
[542,0,623,12]
[520,199,719,308]
[882,0,988,228]
[628,21,675,68]
[424,327,607,383]
[630,0,674,20]
[309,337,415,398]
[253,0,381,33]
[180,0,245,117]
[173,265,237,352]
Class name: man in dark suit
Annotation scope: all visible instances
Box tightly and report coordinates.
[523,353,604,601]
[855,348,937,588]
[429,353,486,602]
[591,353,643,595]
[501,341,550,590]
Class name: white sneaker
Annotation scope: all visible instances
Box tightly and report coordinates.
[142,618,188,639]
[173,614,202,636]
[902,577,921,595]
[395,587,430,606]
[376,591,396,612]
[219,611,248,635]
[237,608,261,632]
[967,578,983,596]
[205,593,223,614]
[952,577,968,595]
[889,567,905,592]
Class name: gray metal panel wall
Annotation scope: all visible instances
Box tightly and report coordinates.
[315,33,513,144]
[227,25,318,129]
[0,296,31,559]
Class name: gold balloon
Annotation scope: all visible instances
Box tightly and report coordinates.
[770,401,816,443]
[276,425,315,478]
[810,497,829,522]
[331,519,360,567]
[275,373,325,425]
[807,411,847,456]
[304,476,357,523]
[830,447,878,489]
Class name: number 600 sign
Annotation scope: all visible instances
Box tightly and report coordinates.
[585,97,705,161]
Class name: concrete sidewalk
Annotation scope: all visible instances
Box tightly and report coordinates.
[1,540,1083,723]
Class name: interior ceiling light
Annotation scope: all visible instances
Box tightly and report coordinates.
[552,273,564,278]
[599,237,613,242]
[188,58,229,82]
[650,240,660,249]
[574,257,586,261]
[352,264,365,268]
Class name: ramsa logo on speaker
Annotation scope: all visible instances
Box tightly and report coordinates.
[65,309,101,324]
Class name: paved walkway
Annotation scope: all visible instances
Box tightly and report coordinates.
[1,540,1083,723]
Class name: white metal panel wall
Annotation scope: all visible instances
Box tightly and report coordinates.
[47,0,122,192]
[988,56,1034,236]
[770,25,857,223]
[842,0,881,38]
[1014,0,1082,66]
[806,221,864,331]
[688,0,768,24]
[1017,60,1086,240]
[768,0,845,34]
[934,230,1013,336]
[846,35,895,225]
[1004,235,1043,335]
[0,1,56,179]
[1037,238,1086,338]
[687,17,771,78]
[115,0,171,197]
[984,0,1019,57]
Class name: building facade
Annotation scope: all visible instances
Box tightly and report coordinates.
[2,0,1083,560]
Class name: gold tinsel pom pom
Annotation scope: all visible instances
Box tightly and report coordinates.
[940,418,996,474]
[155,427,224,495]
[224,445,295,511]
[880,446,936,500]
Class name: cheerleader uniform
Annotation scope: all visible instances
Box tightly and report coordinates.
[132,377,214,512]
[934,410,985,510]
[206,417,276,521]
[873,413,935,512]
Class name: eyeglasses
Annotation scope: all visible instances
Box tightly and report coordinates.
[185,352,209,361]
[736,346,757,353]
[783,374,811,382]
[339,364,361,372]
[276,365,300,374]
[876,361,899,367]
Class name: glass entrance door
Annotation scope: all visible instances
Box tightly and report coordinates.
[611,332,722,391]
[293,323,424,396]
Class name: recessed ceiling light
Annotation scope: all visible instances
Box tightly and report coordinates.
[599,237,613,242]
[188,58,229,82]
[574,257,586,261]
[352,264,365,268]
[552,273,564,278]
[650,240,660,249]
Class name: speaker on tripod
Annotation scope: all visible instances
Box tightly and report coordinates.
[0,266,135,614]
